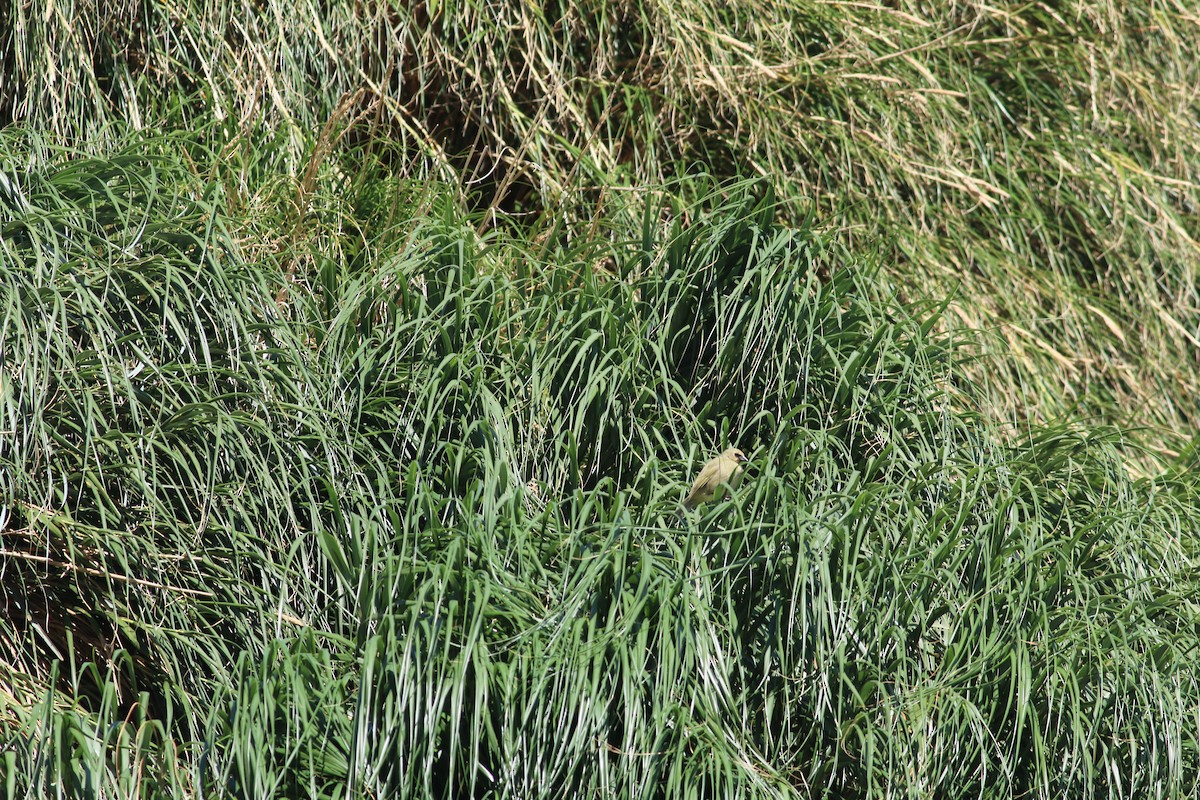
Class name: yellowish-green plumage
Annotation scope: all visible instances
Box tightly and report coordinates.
[683,447,748,509]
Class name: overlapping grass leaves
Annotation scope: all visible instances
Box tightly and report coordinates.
[1,139,1197,798]
[7,0,1200,444]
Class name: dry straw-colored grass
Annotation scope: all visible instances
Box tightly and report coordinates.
[6,1,1196,447]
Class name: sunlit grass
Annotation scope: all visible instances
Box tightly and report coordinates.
[3,0,1200,796]
[2,129,1198,797]
[5,0,1199,443]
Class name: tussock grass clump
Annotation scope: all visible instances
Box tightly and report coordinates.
[2,135,1198,798]
[4,0,1200,439]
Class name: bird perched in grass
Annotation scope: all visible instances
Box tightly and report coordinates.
[683,447,748,509]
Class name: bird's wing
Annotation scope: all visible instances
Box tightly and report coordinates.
[683,458,720,508]
[715,458,737,485]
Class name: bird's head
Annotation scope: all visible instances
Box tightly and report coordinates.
[724,447,748,464]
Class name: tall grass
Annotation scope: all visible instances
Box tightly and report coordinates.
[2,130,1198,797]
[5,1,1200,796]
[4,0,1200,443]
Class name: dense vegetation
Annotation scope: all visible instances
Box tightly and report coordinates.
[2,1,1199,797]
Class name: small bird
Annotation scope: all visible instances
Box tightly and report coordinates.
[682,447,748,509]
